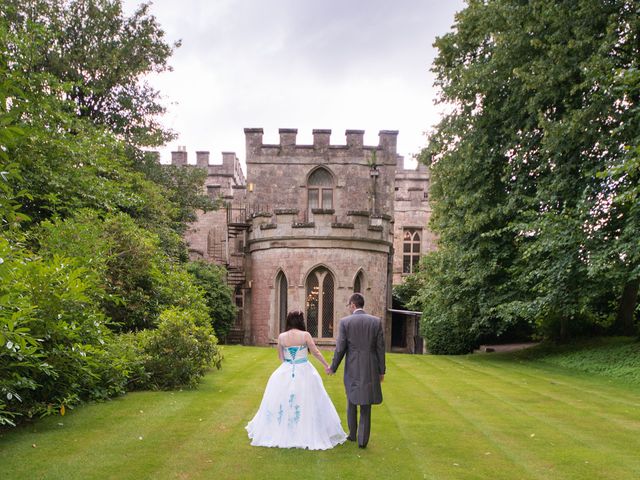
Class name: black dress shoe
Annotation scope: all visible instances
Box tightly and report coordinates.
[347,435,356,442]
[358,444,366,449]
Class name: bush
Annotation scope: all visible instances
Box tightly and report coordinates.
[422,316,477,355]
[137,308,222,390]
[0,237,116,424]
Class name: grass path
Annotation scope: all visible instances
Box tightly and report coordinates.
[1,346,639,479]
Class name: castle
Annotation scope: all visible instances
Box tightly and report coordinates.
[172,128,434,353]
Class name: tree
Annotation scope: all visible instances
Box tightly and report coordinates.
[418,0,640,351]
[3,0,179,147]
[1,3,215,258]
[186,261,237,340]
[1,5,227,426]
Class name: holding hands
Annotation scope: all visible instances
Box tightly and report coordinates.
[324,366,334,375]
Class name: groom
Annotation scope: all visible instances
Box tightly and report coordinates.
[327,293,386,449]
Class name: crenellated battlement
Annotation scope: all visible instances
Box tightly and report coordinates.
[244,128,399,158]
[171,149,246,187]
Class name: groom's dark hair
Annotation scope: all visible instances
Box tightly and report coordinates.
[285,310,306,331]
[349,293,365,309]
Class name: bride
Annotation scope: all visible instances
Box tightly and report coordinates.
[246,310,347,450]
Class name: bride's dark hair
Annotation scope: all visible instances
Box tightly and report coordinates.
[285,310,306,331]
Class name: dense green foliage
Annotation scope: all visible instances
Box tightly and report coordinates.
[137,308,223,390]
[3,0,178,147]
[413,0,640,353]
[0,1,231,427]
[187,261,237,340]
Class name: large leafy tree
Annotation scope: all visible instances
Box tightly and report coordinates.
[1,1,215,252]
[417,0,639,352]
[1,3,226,425]
[4,0,178,147]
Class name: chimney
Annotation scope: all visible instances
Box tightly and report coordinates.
[313,129,331,149]
[171,146,187,165]
[346,130,364,149]
[196,151,210,168]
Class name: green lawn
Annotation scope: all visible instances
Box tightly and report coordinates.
[1,345,639,480]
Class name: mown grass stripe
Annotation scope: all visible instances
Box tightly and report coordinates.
[442,355,640,433]
[384,354,537,480]
[2,346,640,480]
[417,356,640,479]
[469,354,640,408]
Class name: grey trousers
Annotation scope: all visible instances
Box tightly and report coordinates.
[347,400,372,447]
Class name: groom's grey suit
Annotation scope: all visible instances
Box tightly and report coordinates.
[330,308,386,448]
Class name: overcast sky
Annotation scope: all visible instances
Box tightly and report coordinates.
[122,0,466,169]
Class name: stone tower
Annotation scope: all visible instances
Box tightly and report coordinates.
[178,128,433,352]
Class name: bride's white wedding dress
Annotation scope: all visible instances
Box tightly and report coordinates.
[246,344,347,450]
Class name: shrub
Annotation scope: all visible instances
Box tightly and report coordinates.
[0,237,115,424]
[138,308,222,390]
[421,316,477,355]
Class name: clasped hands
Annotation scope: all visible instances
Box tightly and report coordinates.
[324,366,334,375]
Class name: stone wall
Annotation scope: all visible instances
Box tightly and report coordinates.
[248,246,390,347]
[177,127,431,351]
[244,128,398,221]
[392,160,436,285]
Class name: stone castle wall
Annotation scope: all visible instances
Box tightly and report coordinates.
[392,161,437,284]
[244,128,398,220]
[248,246,390,346]
[175,127,431,351]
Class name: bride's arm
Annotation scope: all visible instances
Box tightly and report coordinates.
[305,332,329,369]
[277,334,285,362]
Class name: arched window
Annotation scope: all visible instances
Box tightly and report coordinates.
[276,271,288,333]
[307,168,333,218]
[354,271,364,293]
[403,228,422,274]
[305,267,335,338]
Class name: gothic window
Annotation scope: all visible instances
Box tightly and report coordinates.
[403,228,422,274]
[354,271,364,293]
[276,271,288,333]
[307,168,333,218]
[305,267,335,339]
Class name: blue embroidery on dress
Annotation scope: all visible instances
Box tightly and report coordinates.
[294,405,301,424]
[289,393,295,408]
[288,403,302,428]
[277,404,284,425]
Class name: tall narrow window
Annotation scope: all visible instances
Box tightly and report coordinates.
[322,274,334,337]
[403,228,422,274]
[307,168,333,218]
[305,267,335,339]
[354,271,364,293]
[276,271,288,333]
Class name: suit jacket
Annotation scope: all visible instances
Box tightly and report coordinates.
[330,309,386,405]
